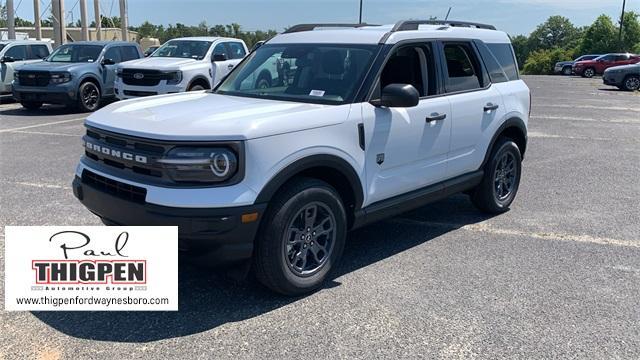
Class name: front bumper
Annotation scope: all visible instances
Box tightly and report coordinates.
[12,82,77,104]
[602,72,624,86]
[72,173,266,267]
[115,80,186,100]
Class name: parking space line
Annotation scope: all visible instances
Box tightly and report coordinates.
[528,131,612,141]
[531,115,639,124]
[10,130,78,137]
[534,104,640,112]
[392,218,640,249]
[0,117,85,133]
[1,180,71,190]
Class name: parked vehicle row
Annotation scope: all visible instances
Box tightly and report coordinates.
[3,36,250,111]
[553,52,640,92]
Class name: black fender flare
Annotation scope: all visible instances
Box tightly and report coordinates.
[255,154,364,210]
[187,75,211,90]
[481,117,528,168]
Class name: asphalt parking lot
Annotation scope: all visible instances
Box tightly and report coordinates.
[1,75,639,359]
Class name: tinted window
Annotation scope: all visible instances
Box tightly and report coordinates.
[227,42,246,59]
[486,43,518,81]
[378,43,436,97]
[121,46,140,61]
[476,42,509,83]
[443,43,482,92]
[5,45,27,60]
[614,54,629,61]
[103,47,122,63]
[212,43,228,58]
[0,44,5,52]
[29,45,50,59]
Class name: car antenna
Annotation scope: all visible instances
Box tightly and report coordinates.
[445,7,452,21]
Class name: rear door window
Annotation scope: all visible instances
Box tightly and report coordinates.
[475,42,509,83]
[442,42,483,92]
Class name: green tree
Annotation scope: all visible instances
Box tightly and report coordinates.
[528,16,579,51]
[523,48,574,75]
[580,15,617,54]
[510,34,529,69]
[620,11,640,52]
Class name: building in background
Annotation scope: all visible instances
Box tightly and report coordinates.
[0,27,139,44]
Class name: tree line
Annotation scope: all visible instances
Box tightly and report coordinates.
[513,13,640,74]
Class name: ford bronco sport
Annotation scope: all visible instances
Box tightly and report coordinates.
[73,21,530,295]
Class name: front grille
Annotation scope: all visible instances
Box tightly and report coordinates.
[124,90,158,97]
[17,71,50,86]
[122,69,163,86]
[82,170,147,203]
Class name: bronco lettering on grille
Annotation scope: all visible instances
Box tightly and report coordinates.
[83,140,148,164]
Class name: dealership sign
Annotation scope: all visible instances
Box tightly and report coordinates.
[4,226,178,311]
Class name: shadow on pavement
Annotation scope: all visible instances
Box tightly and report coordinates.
[32,194,495,342]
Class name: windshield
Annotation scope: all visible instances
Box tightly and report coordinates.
[0,44,5,52]
[216,44,379,105]
[47,44,104,63]
[151,40,212,60]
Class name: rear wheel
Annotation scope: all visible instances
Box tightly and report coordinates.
[77,81,101,112]
[582,67,595,78]
[622,75,640,91]
[471,138,522,214]
[20,101,43,110]
[254,178,346,295]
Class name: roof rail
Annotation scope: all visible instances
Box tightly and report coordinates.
[283,23,377,34]
[391,20,496,31]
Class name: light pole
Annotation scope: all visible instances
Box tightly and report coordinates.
[618,0,626,50]
[359,0,363,24]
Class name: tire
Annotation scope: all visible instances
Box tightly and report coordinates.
[255,74,272,89]
[188,84,206,91]
[77,81,101,112]
[254,177,347,295]
[582,67,595,78]
[562,66,572,76]
[20,101,43,110]
[622,75,640,91]
[471,138,522,214]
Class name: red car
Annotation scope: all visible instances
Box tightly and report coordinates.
[573,53,640,78]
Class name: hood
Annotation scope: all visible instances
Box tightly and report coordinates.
[605,63,640,72]
[574,60,596,66]
[119,57,199,70]
[556,61,574,66]
[16,61,93,72]
[85,92,351,141]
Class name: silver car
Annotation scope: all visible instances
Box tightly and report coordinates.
[603,64,640,91]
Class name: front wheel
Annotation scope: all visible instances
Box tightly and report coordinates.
[582,68,595,78]
[562,66,572,76]
[622,75,640,91]
[471,138,522,214]
[188,84,206,91]
[254,178,346,295]
[77,81,101,112]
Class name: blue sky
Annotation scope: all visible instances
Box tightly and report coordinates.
[9,0,640,35]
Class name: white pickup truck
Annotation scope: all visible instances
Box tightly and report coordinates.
[0,40,52,94]
[114,37,248,99]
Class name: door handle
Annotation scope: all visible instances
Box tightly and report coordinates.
[484,103,499,111]
[425,112,447,122]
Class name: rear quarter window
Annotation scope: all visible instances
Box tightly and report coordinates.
[486,43,519,81]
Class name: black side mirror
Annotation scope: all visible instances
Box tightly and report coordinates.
[101,58,116,65]
[1,56,15,63]
[213,54,228,62]
[370,84,420,108]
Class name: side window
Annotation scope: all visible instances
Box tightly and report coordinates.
[378,43,437,98]
[103,47,122,63]
[615,54,629,61]
[485,43,519,81]
[29,45,50,59]
[476,43,508,83]
[442,42,482,93]
[121,46,140,61]
[5,45,28,61]
[212,43,228,60]
[227,42,246,59]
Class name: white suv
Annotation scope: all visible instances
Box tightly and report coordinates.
[0,40,52,94]
[114,37,248,99]
[73,21,530,295]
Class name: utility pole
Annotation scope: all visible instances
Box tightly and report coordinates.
[359,0,363,24]
[119,0,129,41]
[80,0,89,41]
[618,0,627,50]
[7,0,15,40]
[94,0,102,40]
[52,0,61,46]
[34,0,42,40]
